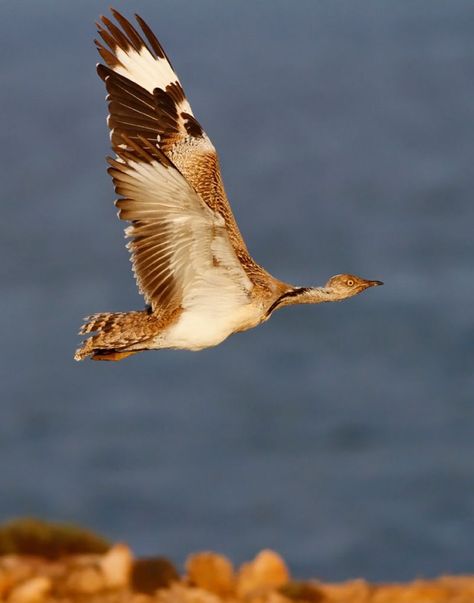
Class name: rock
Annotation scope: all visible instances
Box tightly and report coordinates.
[237,550,290,598]
[279,580,324,602]
[186,552,234,596]
[100,543,133,588]
[318,578,372,602]
[157,583,222,603]
[131,557,180,594]
[0,566,18,598]
[373,580,453,603]
[63,566,104,594]
[8,576,51,603]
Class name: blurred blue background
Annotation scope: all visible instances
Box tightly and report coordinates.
[1,0,473,582]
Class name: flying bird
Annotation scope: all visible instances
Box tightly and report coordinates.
[75,9,382,361]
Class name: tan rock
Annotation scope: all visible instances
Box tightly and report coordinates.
[237,550,290,598]
[7,576,51,603]
[101,543,133,588]
[157,583,223,603]
[0,567,15,598]
[263,591,297,603]
[0,556,34,590]
[372,580,452,603]
[131,595,155,603]
[186,552,234,596]
[318,578,372,602]
[439,575,474,597]
[64,565,104,594]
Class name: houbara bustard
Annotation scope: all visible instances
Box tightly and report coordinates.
[75,9,382,361]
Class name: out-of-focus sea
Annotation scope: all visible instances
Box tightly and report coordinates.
[1,0,473,582]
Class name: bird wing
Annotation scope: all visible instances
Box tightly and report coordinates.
[95,9,255,266]
[108,135,253,314]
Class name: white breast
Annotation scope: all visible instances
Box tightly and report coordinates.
[158,301,263,351]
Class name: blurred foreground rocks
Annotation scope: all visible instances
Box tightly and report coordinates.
[0,519,473,603]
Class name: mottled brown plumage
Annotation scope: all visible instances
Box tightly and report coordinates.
[75,9,382,361]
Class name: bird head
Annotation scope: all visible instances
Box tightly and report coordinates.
[325,274,383,299]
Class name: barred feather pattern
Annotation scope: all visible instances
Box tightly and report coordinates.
[75,310,159,360]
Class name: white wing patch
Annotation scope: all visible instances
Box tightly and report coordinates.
[113,46,193,114]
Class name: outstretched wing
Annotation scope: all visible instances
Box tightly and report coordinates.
[95,9,251,259]
[109,135,253,313]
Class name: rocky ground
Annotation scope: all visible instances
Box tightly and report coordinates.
[0,520,472,603]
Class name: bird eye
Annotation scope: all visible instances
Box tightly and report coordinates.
[346,279,354,287]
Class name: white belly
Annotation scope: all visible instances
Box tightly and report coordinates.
[158,302,263,350]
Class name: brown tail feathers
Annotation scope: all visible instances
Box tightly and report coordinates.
[74,311,152,361]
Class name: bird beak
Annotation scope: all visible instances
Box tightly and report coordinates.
[366,280,384,287]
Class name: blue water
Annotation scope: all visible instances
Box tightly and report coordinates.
[1,0,473,582]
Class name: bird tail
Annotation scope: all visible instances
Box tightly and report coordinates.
[74,311,151,361]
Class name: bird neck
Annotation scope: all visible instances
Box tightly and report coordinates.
[285,286,342,305]
[266,285,342,317]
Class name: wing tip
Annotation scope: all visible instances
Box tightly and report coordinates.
[96,7,164,60]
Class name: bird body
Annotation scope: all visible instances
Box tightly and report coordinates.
[75,9,382,361]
